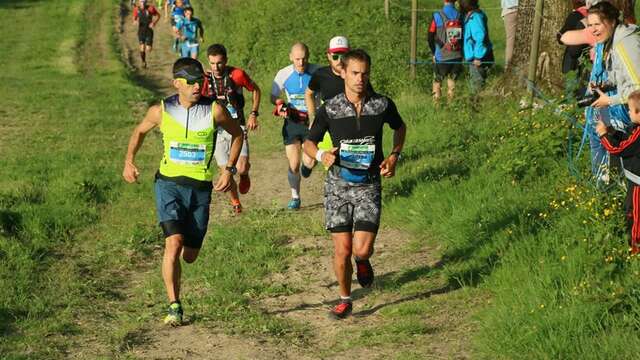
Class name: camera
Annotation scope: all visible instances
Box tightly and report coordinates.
[577,83,617,108]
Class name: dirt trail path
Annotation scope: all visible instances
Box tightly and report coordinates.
[118,3,475,359]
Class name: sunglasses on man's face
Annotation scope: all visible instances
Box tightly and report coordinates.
[331,53,344,61]
[176,77,204,86]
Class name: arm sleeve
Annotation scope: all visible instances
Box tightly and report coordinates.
[601,127,640,157]
[197,19,204,35]
[427,18,437,54]
[230,68,255,92]
[470,15,489,60]
[609,37,640,105]
[308,72,320,92]
[271,69,285,98]
[308,107,330,143]
[384,98,405,130]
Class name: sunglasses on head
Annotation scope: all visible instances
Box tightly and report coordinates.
[331,53,345,61]
[176,77,204,86]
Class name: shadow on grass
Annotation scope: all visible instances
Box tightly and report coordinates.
[0,307,26,336]
[0,210,23,238]
[441,209,544,287]
[263,261,450,316]
[353,284,457,317]
[0,0,42,9]
[386,159,469,198]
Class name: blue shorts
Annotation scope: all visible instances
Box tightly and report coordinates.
[180,42,199,57]
[154,177,212,249]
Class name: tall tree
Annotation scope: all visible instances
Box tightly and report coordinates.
[508,0,635,91]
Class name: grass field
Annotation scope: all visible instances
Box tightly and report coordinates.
[3,0,640,358]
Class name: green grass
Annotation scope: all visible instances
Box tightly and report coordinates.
[382,90,640,358]
[5,0,640,358]
[0,0,155,357]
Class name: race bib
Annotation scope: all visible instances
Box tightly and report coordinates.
[225,103,239,119]
[169,141,206,165]
[287,93,307,112]
[340,143,375,170]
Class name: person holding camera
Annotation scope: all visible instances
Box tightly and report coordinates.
[597,90,640,254]
[588,2,640,111]
[567,1,638,182]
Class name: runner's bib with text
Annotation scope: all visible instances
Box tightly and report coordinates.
[340,143,375,170]
[169,141,206,165]
[339,143,375,183]
[225,103,239,119]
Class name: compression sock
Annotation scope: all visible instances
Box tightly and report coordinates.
[288,169,301,199]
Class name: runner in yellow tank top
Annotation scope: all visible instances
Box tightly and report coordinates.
[122,58,243,326]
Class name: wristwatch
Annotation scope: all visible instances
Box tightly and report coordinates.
[225,165,237,175]
[390,151,402,159]
[250,110,259,116]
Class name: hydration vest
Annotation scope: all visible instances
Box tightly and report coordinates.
[158,95,216,182]
[206,68,246,122]
[435,10,463,61]
[137,6,155,28]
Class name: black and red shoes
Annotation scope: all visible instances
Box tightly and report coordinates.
[355,258,374,288]
[329,299,353,320]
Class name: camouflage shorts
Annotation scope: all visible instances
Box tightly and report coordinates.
[324,168,381,233]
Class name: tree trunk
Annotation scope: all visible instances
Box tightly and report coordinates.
[508,0,635,92]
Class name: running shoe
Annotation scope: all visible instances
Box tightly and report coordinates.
[329,300,352,320]
[239,174,251,194]
[287,198,301,210]
[300,164,313,178]
[355,258,374,288]
[231,200,242,214]
[164,302,183,326]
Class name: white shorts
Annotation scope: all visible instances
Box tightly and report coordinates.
[214,126,249,167]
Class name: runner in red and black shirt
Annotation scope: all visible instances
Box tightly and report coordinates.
[203,44,261,214]
[132,0,160,68]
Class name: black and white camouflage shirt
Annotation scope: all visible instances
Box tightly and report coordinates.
[308,92,404,174]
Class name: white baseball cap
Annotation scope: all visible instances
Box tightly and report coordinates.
[328,36,349,53]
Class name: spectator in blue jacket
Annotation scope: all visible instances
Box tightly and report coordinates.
[461,0,494,92]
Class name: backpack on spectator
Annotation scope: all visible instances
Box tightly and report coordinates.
[435,11,463,61]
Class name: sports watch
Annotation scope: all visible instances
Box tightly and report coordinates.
[250,110,259,116]
[225,165,237,175]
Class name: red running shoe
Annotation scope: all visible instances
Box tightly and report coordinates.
[355,259,374,288]
[231,200,242,214]
[329,300,352,320]
[239,174,251,194]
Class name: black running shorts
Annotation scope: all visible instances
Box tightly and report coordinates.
[138,28,154,46]
[433,61,463,82]
[282,118,309,145]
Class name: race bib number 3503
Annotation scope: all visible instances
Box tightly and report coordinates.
[169,141,206,165]
[340,143,375,170]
